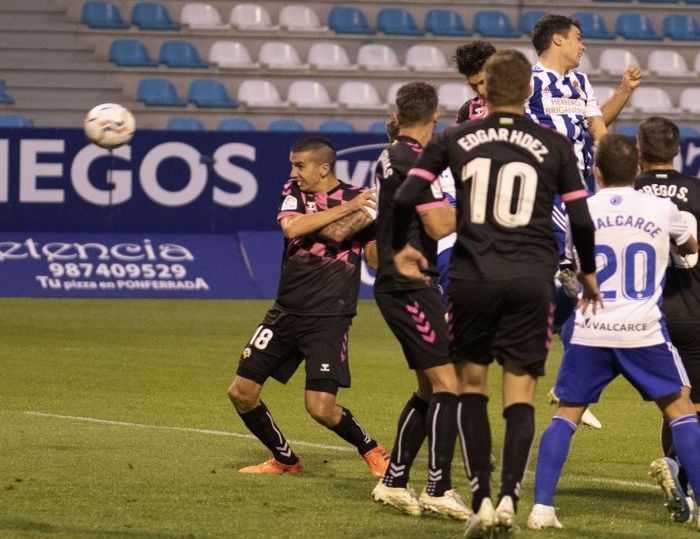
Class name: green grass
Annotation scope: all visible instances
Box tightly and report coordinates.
[0,298,696,538]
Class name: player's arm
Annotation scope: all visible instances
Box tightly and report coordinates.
[363,240,378,270]
[279,189,375,240]
[587,115,607,143]
[317,208,375,242]
[600,65,642,126]
[668,202,698,256]
[418,205,456,240]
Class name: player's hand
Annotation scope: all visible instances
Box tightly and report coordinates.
[348,188,377,218]
[557,268,580,298]
[577,272,604,315]
[393,244,430,283]
[620,65,642,92]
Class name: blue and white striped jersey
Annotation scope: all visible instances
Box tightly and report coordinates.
[525,62,602,179]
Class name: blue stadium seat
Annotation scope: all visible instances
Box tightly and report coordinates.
[131,2,179,30]
[435,122,450,134]
[679,125,700,138]
[593,0,631,2]
[474,11,520,38]
[368,120,388,134]
[109,39,158,67]
[187,79,238,108]
[218,118,256,131]
[328,7,374,34]
[572,12,617,39]
[663,15,700,41]
[267,119,306,132]
[81,1,129,28]
[616,13,662,40]
[318,119,355,133]
[377,8,423,36]
[0,114,32,127]
[639,0,678,3]
[686,0,700,4]
[137,78,187,106]
[615,123,638,136]
[167,117,205,131]
[425,9,471,36]
[520,11,546,34]
[159,40,208,68]
[0,81,14,104]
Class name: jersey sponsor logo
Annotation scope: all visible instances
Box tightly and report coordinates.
[576,318,648,332]
[281,195,297,211]
[542,97,585,116]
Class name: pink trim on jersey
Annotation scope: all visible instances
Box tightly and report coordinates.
[277,210,301,221]
[327,188,345,204]
[309,242,326,256]
[416,199,450,212]
[561,189,588,203]
[408,168,436,182]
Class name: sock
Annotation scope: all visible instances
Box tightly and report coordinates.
[662,419,689,493]
[458,393,492,512]
[331,407,377,455]
[499,403,535,511]
[383,394,428,488]
[670,414,700,501]
[239,402,298,465]
[534,416,577,506]
[425,392,458,497]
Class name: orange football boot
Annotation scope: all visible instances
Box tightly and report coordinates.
[362,444,390,477]
[239,457,303,474]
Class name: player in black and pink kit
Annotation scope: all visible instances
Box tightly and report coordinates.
[228,137,389,477]
[391,51,600,536]
[370,82,468,520]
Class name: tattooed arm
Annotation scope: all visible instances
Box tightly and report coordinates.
[318,210,374,242]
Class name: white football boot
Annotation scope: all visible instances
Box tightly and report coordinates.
[371,480,422,516]
[464,497,496,538]
[419,488,472,521]
[527,503,563,530]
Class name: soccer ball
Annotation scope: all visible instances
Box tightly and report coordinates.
[83,103,135,149]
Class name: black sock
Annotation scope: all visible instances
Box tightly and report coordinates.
[383,394,428,488]
[458,393,492,512]
[239,402,298,465]
[499,403,535,511]
[425,392,458,497]
[332,407,377,455]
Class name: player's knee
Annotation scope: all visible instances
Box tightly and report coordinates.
[228,380,256,411]
[305,400,335,426]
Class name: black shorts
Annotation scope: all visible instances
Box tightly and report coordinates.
[375,287,451,370]
[666,320,700,402]
[448,277,555,377]
[236,308,352,388]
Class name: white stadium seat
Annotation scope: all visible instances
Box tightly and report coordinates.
[438,83,476,112]
[680,88,700,114]
[209,41,258,68]
[386,81,409,106]
[598,48,641,76]
[180,3,229,29]
[230,4,277,30]
[647,50,692,78]
[307,42,356,70]
[337,81,387,110]
[258,42,307,69]
[694,52,700,76]
[577,54,600,76]
[279,5,328,32]
[512,46,538,66]
[288,80,337,109]
[630,87,674,115]
[357,44,405,71]
[593,85,616,103]
[405,45,450,72]
[237,79,286,107]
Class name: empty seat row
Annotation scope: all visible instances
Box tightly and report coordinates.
[592,48,700,77]
[0,114,31,127]
[594,85,700,114]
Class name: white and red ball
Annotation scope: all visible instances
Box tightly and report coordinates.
[83,103,135,149]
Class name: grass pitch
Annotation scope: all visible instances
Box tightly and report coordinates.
[1,298,697,538]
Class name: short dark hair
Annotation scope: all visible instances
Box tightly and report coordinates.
[453,40,497,76]
[637,117,680,165]
[595,134,639,186]
[483,50,531,108]
[531,15,581,56]
[395,82,438,127]
[290,137,336,166]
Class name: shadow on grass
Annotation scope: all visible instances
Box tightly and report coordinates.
[0,518,200,538]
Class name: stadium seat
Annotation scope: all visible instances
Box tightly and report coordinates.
[287,80,336,109]
[180,3,228,29]
[159,41,208,68]
[663,15,700,41]
[679,125,700,138]
[577,54,600,75]
[230,4,277,30]
[405,45,450,72]
[109,39,158,67]
[0,81,14,104]
[218,117,256,131]
[307,42,356,70]
[474,11,520,38]
[258,42,307,69]
[647,50,692,77]
[131,2,179,30]
[630,87,674,114]
[377,8,423,36]
[167,117,205,131]
[616,13,662,40]
[188,79,238,108]
[268,119,305,132]
[425,9,471,36]
[357,44,405,71]
[328,7,374,34]
[209,41,257,68]
[439,83,476,111]
[512,46,538,65]
[593,85,616,102]
[520,11,546,34]
[0,114,31,127]
[337,81,386,110]
[237,80,286,107]
[368,120,388,134]
[615,123,638,136]
[598,48,641,75]
[137,78,186,106]
[680,88,700,114]
[81,1,129,28]
[695,53,700,75]
[572,12,616,39]
[639,0,678,3]
[318,119,355,133]
[386,82,409,105]
[279,5,327,32]
[435,122,449,134]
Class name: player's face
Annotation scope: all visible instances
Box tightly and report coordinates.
[562,25,585,69]
[466,71,487,99]
[289,151,329,193]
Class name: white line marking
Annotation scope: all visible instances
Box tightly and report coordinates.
[22,410,657,489]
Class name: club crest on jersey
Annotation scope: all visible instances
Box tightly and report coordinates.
[610,195,623,206]
[281,195,297,211]
[542,85,552,94]
[572,79,580,89]
[241,346,252,359]
[306,200,316,211]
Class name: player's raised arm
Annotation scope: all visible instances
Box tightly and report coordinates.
[600,65,642,127]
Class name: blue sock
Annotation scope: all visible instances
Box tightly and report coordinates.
[534,416,577,506]
[670,414,700,499]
